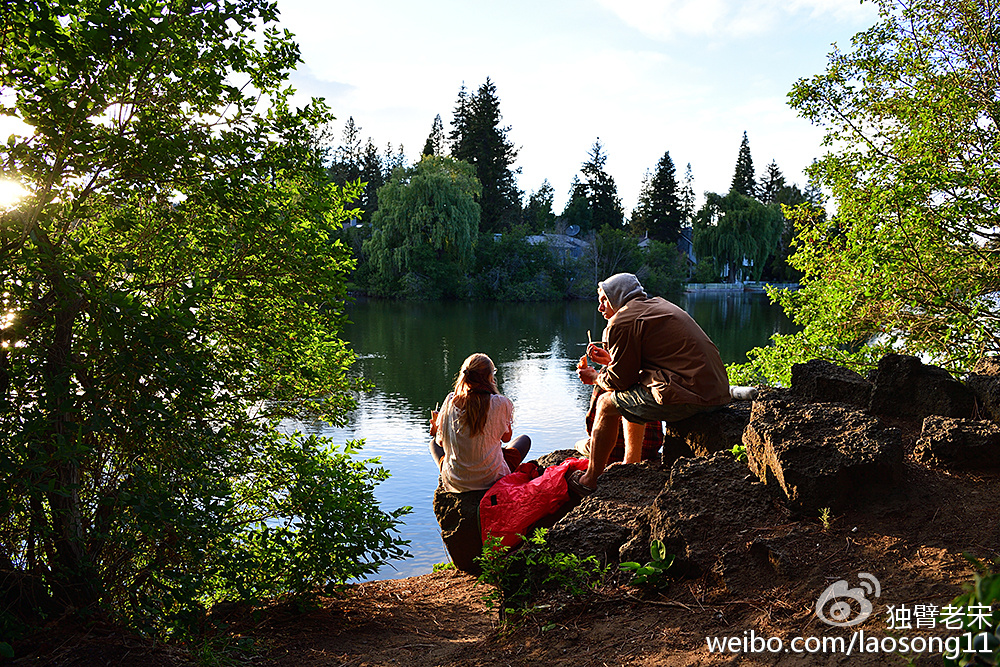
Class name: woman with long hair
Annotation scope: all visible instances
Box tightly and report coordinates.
[429,353,531,493]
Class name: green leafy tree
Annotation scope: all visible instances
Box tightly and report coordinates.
[448,78,521,233]
[735,0,1000,384]
[730,131,757,199]
[523,179,556,232]
[327,120,401,225]
[679,162,696,228]
[692,191,784,282]
[364,156,481,299]
[580,139,624,230]
[0,0,409,637]
[631,151,683,243]
[758,160,786,205]
[422,113,446,157]
[560,176,593,233]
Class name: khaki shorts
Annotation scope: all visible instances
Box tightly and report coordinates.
[611,383,725,424]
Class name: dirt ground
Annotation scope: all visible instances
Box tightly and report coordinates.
[11,423,1000,667]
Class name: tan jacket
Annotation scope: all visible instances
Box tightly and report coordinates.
[597,297,730,407]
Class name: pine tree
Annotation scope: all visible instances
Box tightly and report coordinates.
[634,151,683,243]
[758,160,786,204]
[448,78,521,233]
[679,163,696,227]
[580,138,623,230]
[730,131,756,199]
[422,114,446,157]
[523,179,556,232]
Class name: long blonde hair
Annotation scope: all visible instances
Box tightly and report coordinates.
[450,353,499,437]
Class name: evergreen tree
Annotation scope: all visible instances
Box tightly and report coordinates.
[327,120,404,224]
[422,114,446,157]
[632,151,683,243]
[679,162,696,227]
[448,78,521,233]
[758,160,786,204]
[580,138,624,229]
[523,179,556,232]
[630,169,653,236]
[560,176,593,232]
[730,131,756,199]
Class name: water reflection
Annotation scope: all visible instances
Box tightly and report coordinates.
[282,293,794,580]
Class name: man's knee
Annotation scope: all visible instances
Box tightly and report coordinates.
[595,391,621,418]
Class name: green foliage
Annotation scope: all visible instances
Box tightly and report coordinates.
[730,131,757,199]
[522,180,557,233]
[471,227,573,301]
[743,0,1000,381]
[579,139,624,230]
[693,191,785,283]
[363,155,481,299]
[589,227,643,284]
[0,0,409,639]
[475,529,606,625]
[619,540,675,588]
[432,562,456,572]
[818,507,832,531]
[728,443,748,462]
[637,240,687,297]
[943,555,1000,667]
[632,151,683,243]
[449,79,521,234]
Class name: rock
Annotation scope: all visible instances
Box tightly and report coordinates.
[914,415,1000,469]
[743,395,903,513]
[642,452,779,577]
[661,403,752,467]
[432,486,488,575]
[966,357,1000,424]
[791,359,871,408]
[534,449,582,469]
[545,461,669,565]
[868,354,975,420]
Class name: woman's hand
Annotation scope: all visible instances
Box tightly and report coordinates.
[429,410,439,437]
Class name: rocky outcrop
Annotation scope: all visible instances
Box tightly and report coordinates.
[742,395,903,514]
[914,415,1000,469]
[545,461,670,565]
[966,357,1000,424]
[660,402,752,466]
[791,358,871,408]
[633,452,779,577]
[868,354,975,420]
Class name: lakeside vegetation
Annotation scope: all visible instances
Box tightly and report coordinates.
[1,0,998,657]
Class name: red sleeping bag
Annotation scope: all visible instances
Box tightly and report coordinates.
[479,457,590,548]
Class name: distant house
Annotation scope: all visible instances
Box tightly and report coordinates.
[525,233,591,261]
[677,226,696,265]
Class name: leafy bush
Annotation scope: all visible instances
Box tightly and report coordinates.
[475,529,606,625]
[620,540,675,589]
[943,555,1000,667]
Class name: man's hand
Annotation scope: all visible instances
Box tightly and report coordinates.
[577,355,599,385]
[588,342,611,366]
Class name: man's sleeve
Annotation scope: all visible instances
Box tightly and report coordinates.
[597,320,642,391]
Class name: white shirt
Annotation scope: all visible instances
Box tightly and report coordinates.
[436,392,514,493]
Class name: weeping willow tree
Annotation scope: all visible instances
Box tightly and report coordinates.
[692,191,784,283]
[363,155,481,299]
[731,0,1000,385]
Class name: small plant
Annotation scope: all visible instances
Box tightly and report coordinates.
[620,539,675,589]
[432,562,456,572]
[729,443,747,462]
[475,528,606,627]
[819,507,832,531]
[943,555,1000,667]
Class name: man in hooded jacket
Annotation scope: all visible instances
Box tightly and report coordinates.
[571,273,730,494]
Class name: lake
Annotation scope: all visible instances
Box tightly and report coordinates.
[281,291,794,581]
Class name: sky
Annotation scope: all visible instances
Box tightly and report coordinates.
[276,0,880,212]
[0,0,880,213]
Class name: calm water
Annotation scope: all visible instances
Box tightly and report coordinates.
[282,292,794,580]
